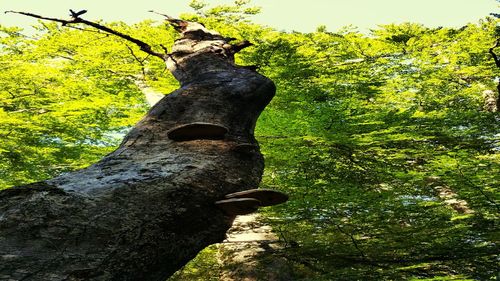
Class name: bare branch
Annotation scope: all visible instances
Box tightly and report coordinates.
[489,40,500,68]
[126,45,148,64]
[148,10,173,20]
[65,25,106,34]
[5,10,72,25]
[160,44,169,54]
[76,19,168,60]
[126,45,149,77]
[5,10,168,61]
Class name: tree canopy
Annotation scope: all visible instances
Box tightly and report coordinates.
[1,0,498,280]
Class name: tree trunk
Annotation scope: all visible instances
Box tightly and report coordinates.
[0,19,275,281]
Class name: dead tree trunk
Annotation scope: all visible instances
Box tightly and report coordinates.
[0,13,275,281]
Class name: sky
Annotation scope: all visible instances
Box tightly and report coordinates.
[0,0,499,34]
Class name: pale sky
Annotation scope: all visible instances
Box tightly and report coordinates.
[0,0,498,33]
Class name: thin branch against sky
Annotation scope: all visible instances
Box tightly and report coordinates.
[1,0,498,33]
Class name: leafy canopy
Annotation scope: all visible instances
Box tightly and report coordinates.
[1,1,499,280]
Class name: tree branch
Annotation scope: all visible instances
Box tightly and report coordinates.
[231,40,254,53]
[488,39,500,68]
[5,10,71,25]
[5,10,168,61]
[126,44,149,77]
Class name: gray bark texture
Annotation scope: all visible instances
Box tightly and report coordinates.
[0,19,275,281]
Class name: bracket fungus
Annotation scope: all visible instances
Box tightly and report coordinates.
[215,198,261,216]
[167,122,229,141]
[224,189,289,207]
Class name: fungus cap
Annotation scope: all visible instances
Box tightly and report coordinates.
[224,189,288,207]
[215,198,260,215]
[167,122,228,141]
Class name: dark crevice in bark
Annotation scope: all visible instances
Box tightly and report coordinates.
[0,11,275,281]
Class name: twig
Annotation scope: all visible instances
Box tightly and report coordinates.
[276,225,290,246]
[148,10,173,20]
[5,10,71,26]
[331,208,369,261]
[126,45,148,64]
[125,45,149,77]
[456,163,500,212]
[334,224,368,260]
[148,10,190,32]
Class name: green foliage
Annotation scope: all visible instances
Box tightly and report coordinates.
[2,2,499,280]
[0,20,178,188]
[250,16,499,281]
[184,0,261,25]
[168,245,221,281]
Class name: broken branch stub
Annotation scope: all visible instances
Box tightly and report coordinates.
[0,12,276,281]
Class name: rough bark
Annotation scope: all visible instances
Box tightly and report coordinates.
[0,16,275,281]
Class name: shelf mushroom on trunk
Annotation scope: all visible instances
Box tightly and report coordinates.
[224,188,289,207]
[216,189,289,216]
[167,122,229,141]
